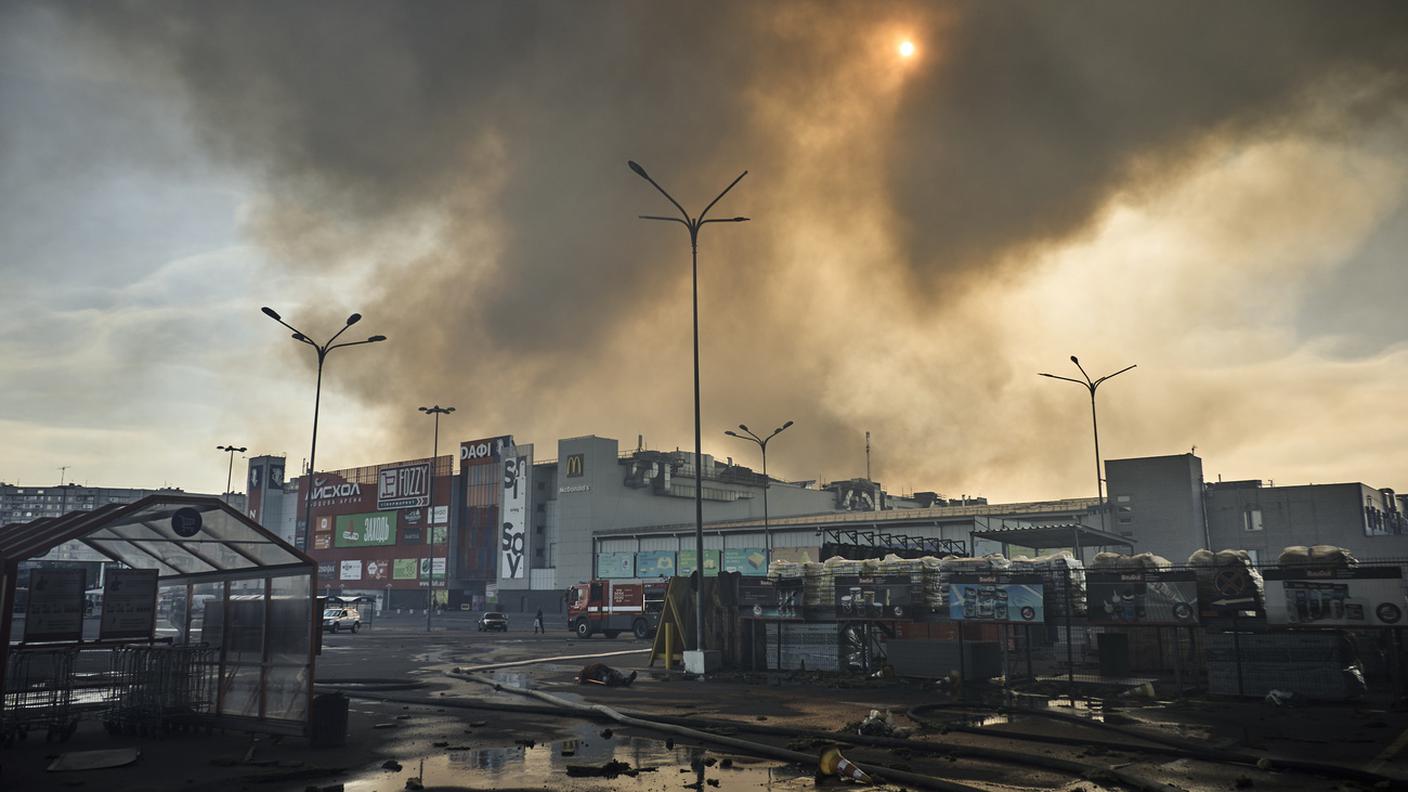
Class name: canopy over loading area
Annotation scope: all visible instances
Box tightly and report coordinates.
[970,522,1135,560]
[0,494,318,735]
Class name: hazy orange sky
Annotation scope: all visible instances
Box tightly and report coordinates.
[2,2,1406,502]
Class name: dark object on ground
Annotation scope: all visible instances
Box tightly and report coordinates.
[1234,777,1254,788]
[719,758,733,769]
[310,693,349,748]
[601,728,614,738]
[432,741,448,748]
[405,778,423,791]
[395,714,411,721]
[303,785,343,792]
[666,738,675,749]
[703,757,717,767]
[578,663,638,687]
[515,739,535,748]
[47,749,141,772]
[372,723,396,729]
[381,760,402,772]
[566,760,638,778]
[706,780,720,787]
[470,721,487,727]
[756,715,767,721]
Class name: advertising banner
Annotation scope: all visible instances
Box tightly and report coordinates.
[313,533,331,550]
[500,445,531,580]
[947,573,1045,623]
[393,558,419,580]
[834,574,914,619]
[339,560,362,581]
[99,568,159,640]
[335,511,397,548]
[364,559,390,582]
[431,505,448,525]
[430,526,447,545]
[1264,566,1406,627]
[596,552,636,579]
[23,568,86,642]
[739,577,802,619]
[378,462,431,510]
[318,561,336,583]
[722,548,768,576]
[677,549,720,577]
[419,557,447,583]
[635,551,677,579]
[1088,570,1199,625]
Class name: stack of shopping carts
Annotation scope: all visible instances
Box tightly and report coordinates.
[104,644,217,736]
[2,646,79,745]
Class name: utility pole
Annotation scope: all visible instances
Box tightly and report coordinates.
[419,405,454,633]
[57,465,70,518]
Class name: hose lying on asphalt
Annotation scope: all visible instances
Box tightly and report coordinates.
[906,702,1396,785]
[448,671,987,792]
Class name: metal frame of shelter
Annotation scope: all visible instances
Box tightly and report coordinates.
[0,494,318,735]
[969,522,1135,560]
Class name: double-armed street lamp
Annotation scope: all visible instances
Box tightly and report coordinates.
[261,307,386,551]
[1038,356,1136,534]
[628,159,749,657]
[418,405,455,633]
[216,445,247,505]
[724,421,794,553]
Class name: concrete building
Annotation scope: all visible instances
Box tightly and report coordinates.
[1104,454,1209,561]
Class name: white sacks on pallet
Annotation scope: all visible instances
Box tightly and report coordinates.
[1187,548,1265,613]
[1278,545,1358,568]
[1009,550,1088,616]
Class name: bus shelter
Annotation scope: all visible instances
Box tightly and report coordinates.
[0,494,318,736]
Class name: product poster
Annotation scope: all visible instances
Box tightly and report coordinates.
[339,560,363,581]
[393,558,419,580]
[1264,566,1406,626]
[635,551,676,578]
[738,577,803,618]
[722,547,768,576]
[946,573,1045,623]
[23,568,86,642]
[99,568,160,640]
[335,511,397,547]
[595,552,635,579]
[834,574,913,619]
[677,549,720,577]
[1088,570,1199,625]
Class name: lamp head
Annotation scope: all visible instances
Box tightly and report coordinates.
[1070,355,1080,364]
[738,424,750,432]
[261,306,281,320]
[627,160,648,179]
[782,420,795,429]
[725,430,739,438]
[291,332,307,342]
[368,335,387,343]
[345,313,362,326]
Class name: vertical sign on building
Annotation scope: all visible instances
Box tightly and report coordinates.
[500,443,531,580]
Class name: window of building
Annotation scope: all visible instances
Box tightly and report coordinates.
[1118,516,1133,524]
[1115,495,1131,503]
[1243,509,1263,532]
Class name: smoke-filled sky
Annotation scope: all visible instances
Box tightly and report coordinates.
[2,1,1407,502]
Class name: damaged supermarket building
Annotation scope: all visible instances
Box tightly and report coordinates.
[242,433,1408,616]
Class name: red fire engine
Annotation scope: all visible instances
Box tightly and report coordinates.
[567,579,667,639]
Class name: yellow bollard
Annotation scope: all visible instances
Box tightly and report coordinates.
[663,621,674,671]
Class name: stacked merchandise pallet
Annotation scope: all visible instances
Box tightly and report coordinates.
[1010,552,1087,617]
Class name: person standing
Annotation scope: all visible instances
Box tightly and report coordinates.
[533,608,545,634]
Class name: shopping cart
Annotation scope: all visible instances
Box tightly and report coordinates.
[2,646,79,745]
[104,644,217,737]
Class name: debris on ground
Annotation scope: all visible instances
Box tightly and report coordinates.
[515,739,536,748]
[431,741,448,748]
[577,662,638,687]
[600,728,614,738]
[404,777,424,790]
[381,760,402,772]
[719,758,733,769]
[302,785,343,792]
[470,720,487,727]
[395,714,411,721]
[706,779,720,787]
[1234,776,1254,788]
[665,738,675,749]
[373,723,396,729]
[47,748,141,773]
[565,759,644,778]
[1264,690,1296,707]
[846,708,908,738]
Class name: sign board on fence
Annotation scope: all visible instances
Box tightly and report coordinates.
[24,568,86,642]
[947,573,1045,623]
[1087,570,1198,625]
[635,550,677,578]
[738,576,802,618]
[99,568,159,640]
[1263,566,1405,626]
[833,574,913,619]
[678,549,720,577]
[722,547,768,576]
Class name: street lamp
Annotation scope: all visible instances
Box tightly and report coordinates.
[724,420,794,553]
[216,445,248,505]
[629,159,750,658]
[261,306,387,551]
[418,405,455,633]
[1038,356,1136,535]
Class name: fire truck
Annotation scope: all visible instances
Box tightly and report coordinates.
[567,579,668,639]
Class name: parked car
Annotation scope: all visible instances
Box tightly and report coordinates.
[323,607,361,633]
[477,611,509,632]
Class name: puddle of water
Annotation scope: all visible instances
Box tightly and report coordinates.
[342,726,812,791]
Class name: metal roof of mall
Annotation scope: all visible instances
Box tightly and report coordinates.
[0,493,314,584]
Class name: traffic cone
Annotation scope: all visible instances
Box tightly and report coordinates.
[819,746,872,784]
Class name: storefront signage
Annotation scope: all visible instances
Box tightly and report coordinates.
[99,568,159,640]
[946,573,1044,623]
[23,568,86,642]
[834,574,913,619]
[558,484,590,494]
[596,552,636,579]
[171,507,203,537]
[365,559,389,581]
[393,558,419,580]
[335,511,397,547]
[635,551,676,578]
[461,435,512,462]
[739,577,802,619]
[722,548,768,576]
[377,463,431,510]
[1264,566,1405,626]
[1088,570,1198,625]
[311,478,362,503]
[340,560,362,581]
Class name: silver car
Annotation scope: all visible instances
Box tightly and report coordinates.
[322,607,361,633]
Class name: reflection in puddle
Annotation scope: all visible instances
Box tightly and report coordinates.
[343,724,810,791]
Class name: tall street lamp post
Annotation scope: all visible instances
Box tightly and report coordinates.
[216,445,248,505]
[628,159,749,657]
[418,405,454,633]
[1038,356,1136,536]
[261,307,387,551]
[724,420,794,554]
